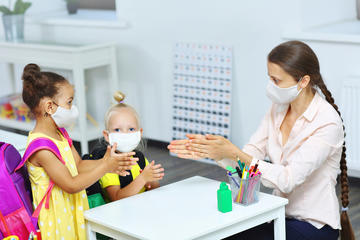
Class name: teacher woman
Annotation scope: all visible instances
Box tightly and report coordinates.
[168,41,354,240]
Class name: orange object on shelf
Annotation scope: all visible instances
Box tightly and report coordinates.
[0,102,15,119]
[0,93,34,122]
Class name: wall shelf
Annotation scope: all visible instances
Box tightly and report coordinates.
[26,10,128,29]
[283,20,360,44]
[0,118,101,143]
[0,40,119,154]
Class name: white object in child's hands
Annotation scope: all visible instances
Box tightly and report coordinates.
[52,105,79,128]
[109,131,141,153]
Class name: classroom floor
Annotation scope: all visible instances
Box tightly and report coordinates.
[144,141,360,239]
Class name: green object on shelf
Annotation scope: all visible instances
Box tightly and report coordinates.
[217,182,232,213]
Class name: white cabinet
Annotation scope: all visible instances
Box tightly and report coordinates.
[0,41,119,154]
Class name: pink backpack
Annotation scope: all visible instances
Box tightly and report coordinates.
[0,128,72,240]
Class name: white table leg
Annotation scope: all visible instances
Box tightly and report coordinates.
[274,207,286,240]
[6,63,16,93]
[73,66,88,154]
[109,45,119,99]
[86,222,97,240]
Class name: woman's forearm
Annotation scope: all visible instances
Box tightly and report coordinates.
[228,145,253,166]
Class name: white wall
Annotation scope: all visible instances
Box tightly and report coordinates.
[0,0,357,149]
[301,0,356,29]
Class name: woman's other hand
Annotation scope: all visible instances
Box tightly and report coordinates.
[186,134,236,161]
[167,134,205,159]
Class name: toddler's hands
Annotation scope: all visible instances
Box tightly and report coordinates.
[103,143,138,175]
[141,161,164,183]
[118,170,130,177]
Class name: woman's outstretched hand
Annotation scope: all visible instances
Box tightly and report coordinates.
[168,134,252,164]
[168,134,236,161]
[167,134,205,160]
[186,134,236,161]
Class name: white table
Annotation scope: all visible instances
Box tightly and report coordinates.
[84,176,288,240]
[0,129,27,155]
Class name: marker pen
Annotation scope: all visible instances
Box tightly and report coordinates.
[253,160,259,173]
[228,171,240,188]
[236,166,242,178]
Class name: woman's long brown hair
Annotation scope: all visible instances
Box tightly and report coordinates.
[268,40,355,240]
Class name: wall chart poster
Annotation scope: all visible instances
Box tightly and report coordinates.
[172,42,233,162]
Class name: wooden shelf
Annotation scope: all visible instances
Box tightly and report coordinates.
[0,118,102,142]
[0,41,118,154]
[0,118,34,131]
[26,10,128,29]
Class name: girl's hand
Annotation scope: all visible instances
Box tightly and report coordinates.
[103,143,138,175]
[186,134,236,161]
[140,161,164,183]
[118,170,130,177]
[167,134,206,159]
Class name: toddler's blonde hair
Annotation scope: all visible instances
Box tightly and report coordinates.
[104,91,141,130]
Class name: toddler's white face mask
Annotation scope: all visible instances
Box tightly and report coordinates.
[108,131,141,153]
[51,105,79,128]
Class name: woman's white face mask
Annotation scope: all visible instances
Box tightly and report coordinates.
[108,131,141,153]
[266,78,303,105]
[51,104,79,128]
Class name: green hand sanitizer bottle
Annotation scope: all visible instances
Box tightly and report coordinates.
[217,182,232,213]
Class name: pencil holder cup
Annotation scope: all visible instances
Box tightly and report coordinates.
[227,174,261,206]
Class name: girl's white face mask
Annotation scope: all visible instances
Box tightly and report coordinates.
[51,105,79,128]
[266,79,303,111]
[108,131,141,153]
